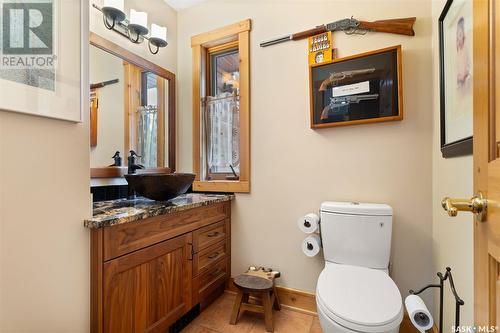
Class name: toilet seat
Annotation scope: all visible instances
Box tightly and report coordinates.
[316,263,403,332]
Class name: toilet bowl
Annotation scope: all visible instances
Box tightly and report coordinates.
[316,202,402,333]
[316,262,403,333]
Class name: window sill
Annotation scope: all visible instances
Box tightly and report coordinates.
[193,180,250,193]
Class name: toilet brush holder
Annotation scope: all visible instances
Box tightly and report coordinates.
[409,267,464,333]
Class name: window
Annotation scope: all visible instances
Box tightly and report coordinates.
[205,45,240,180]
[124,63,167,168]
[137,72,159,168]
[141,71,158,106]
[192,19,251,193]
[209,48,239,96]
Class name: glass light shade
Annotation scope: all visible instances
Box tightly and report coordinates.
[129,9,148,28]
[151,24,167,42]
[103,0,124,12]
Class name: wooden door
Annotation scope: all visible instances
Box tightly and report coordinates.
[103,233,192,333]
[474,0,500,325]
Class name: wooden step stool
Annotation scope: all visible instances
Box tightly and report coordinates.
[230,267,281,332]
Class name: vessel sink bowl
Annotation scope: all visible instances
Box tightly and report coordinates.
[124,173,195,201]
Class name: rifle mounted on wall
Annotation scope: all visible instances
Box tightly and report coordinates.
[90,79,119,90]
[260,17,416,47]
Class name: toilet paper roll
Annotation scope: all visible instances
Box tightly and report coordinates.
[405,295,434,333]
[302,234,321,257]
[297,213,320,234]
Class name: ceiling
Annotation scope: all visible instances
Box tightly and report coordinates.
[163,0,207,11]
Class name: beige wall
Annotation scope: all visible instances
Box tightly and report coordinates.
[0,114,91,333]
[177,0,435,308]
[90,46,125,167]
[0,1,177,331]
[0,3,91,332]
[431,0,474,327]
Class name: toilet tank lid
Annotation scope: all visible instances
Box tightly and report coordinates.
[321,201,393,216]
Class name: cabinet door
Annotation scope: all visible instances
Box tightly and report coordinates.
[103,233,192,333]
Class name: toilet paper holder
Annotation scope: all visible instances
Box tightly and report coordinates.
[409,267,464,333]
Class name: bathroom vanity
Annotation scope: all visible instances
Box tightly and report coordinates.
[85,193,233,333]
[86,32,234,332]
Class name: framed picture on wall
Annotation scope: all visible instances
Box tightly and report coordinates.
[0,0,87,122]
[439,0,473,158]
[309,45,403,129]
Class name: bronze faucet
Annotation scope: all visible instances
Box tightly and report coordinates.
[127,150,144,174]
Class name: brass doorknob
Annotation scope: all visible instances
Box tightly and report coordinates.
[441,192,488,222]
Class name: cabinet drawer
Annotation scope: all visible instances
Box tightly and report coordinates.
[103,202,229,261]
[193,239,228,276]
[192,220,229,252]
[193,258,228,305]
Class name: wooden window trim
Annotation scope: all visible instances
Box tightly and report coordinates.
[90,89,98,147]
[192,19,251,193]
[123,62,141,165]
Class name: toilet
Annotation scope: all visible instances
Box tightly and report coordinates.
[316,202,403,333]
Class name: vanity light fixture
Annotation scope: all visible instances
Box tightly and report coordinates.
[92,3,168,55]
[128,9,149,43]
[149,24,168,54]
[102,0,126,29]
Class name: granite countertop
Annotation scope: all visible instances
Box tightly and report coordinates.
[84,193,234,229]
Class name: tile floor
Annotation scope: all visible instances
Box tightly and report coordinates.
[182,292,323,333]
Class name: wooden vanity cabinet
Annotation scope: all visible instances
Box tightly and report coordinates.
[91,201,231,333]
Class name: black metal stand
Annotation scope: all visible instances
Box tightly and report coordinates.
[409,267,464,333]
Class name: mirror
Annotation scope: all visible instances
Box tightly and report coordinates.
[89,33,176,175]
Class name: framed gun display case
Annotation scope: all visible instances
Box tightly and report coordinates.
[309,45,403,128]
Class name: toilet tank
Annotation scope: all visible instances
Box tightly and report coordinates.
[320,201,393,270]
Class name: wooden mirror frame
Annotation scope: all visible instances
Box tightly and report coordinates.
[90,32,176,175]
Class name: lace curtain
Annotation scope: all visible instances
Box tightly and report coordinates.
[204,92,240,178]
[137,105,158,168]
